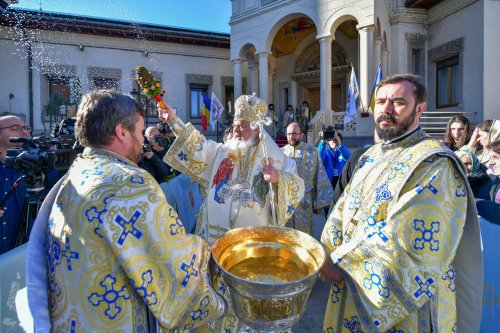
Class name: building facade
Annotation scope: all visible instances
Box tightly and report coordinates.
[0,0,498,144]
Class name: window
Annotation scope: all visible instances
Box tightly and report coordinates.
[48,76,70,103]
[436,55,459,108]
[190,85,208,119]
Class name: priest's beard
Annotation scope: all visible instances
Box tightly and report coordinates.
[225,137,256,155]
[375,106,417,142]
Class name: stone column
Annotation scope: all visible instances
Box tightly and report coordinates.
[233,59,243,99]
[258,52,270,102]
[358,25,375,109]
[248,64,259,95]
[382,48,389,77]
[374,36,383,71]
[318,35,333,123]
[268,69,275,104]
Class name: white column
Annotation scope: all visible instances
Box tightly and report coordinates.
[318,35,333,124]
[248,64,259,95]
[358,25,375,109]
[268,69,275,103]
[233,59,243,99]
[258,52,270,102]
[374,36,383,70]
[382,48,389,77]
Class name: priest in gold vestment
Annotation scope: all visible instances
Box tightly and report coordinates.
[159,94,304,332]
[27,90,227,332]
[320,74,482,333]
[281,121,332,235]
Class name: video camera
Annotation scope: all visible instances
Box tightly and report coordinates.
[322,126,337,141]
[5,118,79,190]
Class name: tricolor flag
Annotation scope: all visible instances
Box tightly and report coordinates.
[201,93,211,132]
[210,92,224,130]
[369,63,383,112]
[345,66,359,124]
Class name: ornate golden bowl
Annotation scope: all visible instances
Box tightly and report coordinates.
[211,226,326,331]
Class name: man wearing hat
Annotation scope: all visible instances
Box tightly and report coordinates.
[158,94,304,332]
[159,94,304,243]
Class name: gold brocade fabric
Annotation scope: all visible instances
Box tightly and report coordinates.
[321,129,470,332]
[47,148,225,332]
[281,142,333,235]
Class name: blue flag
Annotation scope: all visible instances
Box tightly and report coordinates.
[345,67,359,124]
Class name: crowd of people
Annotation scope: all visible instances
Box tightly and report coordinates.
[0,73,497,332]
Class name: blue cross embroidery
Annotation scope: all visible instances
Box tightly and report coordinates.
[364,206,389,242]
[388,155,412,180]
[114,210,143,246]
[80,162,106,186]
[375,182,392,203]
[343,315,363,333]
[287,204,295,214]
[358,155,374,169]
[191,295,210,322]
[88,274,130,319]
[130,175,144,184]
[48,240,62,273]
[217,279,227,296]
[330,283,342,304]
[388,328,404,333]
[328,225,343,246]
[181,254,199,287]
[415,174,439,195]
[169,208,184,235]
[413,275,435,299]
[455,183,466,197]
[177,151,188,161]
[131,270,157,306]
[442,265,456,292]
[363,261,390,298]
[49,279,62,307]
[414,219,440,251]
[86,194,115,238]
[62,319,77,333]
[348,191,360,211]
[61,236,79,271]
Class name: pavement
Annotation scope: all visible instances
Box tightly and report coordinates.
[291,213,330,333]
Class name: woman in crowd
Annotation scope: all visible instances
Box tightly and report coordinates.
[458,140,500,224]
[443,115,472,150]
[467,119,499,164]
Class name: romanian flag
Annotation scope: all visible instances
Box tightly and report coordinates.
[201,93,211,132]
[369,63,383,112]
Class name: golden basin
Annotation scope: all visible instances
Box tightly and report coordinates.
[212,226,326,331]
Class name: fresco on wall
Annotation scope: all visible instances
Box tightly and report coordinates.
[271,17,316,57]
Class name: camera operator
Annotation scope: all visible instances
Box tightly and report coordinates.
[318,127,351,189]
[0,115,30,255]
[139,125,171,183]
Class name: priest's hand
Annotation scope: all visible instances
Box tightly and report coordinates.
[262,164,279,184]
[157,102,176,123]
[319,257,344,284]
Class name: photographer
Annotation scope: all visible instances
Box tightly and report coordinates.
[318,127,350,189]
[140,125,171,183]
[0,115,30,255]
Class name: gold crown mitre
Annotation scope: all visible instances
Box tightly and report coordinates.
[234,93,268,123]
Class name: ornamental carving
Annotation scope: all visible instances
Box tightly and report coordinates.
[294,41,348,74]
[185,74,213,85]
[41,64,77,76]
[428,38,463,62]
[88,67,121,80]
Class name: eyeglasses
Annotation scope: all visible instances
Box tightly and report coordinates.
[0,125,31,131]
